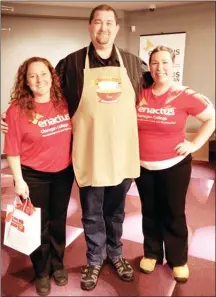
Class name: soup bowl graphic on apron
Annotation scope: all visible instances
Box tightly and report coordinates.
[96,81,121,103]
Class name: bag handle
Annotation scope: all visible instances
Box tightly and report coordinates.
[5,196,33,223]
[5,196,31,239]
[18,196,31,213]
[16,196,35,215]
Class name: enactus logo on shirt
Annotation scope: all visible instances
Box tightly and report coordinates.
[138,96,176,116]
[138,106,175,116]
[30,113,71,137]
[137,96,176,125]
[37,114,70,127]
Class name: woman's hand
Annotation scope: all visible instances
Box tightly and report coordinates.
[175,140,198,156]
[14,179,29,199]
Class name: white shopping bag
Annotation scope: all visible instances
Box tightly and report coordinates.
[4,197,41,255]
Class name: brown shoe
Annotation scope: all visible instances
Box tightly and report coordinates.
[35,276,51,296]
[80,264,103,291]
[53,269,68,286]
[111,257,134,281]
[140,257,157,274]
[173,264,189,282]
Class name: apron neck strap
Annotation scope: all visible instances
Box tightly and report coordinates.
[115,46,124,66]
[85,45,124,69]
[85,47,90,69]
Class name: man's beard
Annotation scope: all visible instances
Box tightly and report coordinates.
[96,33,110,45]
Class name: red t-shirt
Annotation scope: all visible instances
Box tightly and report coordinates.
[137,84,210,161]
[4,100,72,172]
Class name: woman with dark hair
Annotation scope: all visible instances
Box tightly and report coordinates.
[136,46,215,282]
[4,57,74,296]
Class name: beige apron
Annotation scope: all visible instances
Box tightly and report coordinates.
[72,46,140,187]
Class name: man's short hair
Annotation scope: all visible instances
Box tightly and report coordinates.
[89,4,119,24]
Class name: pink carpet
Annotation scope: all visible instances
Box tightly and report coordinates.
[1,160,215,296]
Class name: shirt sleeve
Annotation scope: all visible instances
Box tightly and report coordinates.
[55,58,68,102]
[3,104,22,156]
[184,88,213,116]
[55,54,81,118]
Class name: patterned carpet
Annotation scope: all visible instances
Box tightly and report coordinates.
[1,160,215,296]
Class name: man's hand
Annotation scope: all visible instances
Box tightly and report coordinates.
[1,112,8,133]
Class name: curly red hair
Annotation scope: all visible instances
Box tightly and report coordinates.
[10,57,67,119]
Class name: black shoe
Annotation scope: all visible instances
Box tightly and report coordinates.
[35,276,51,296]
[80,264,103,291]
[53,269,68,286]
[111,257,134,281]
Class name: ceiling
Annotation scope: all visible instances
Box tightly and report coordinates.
[4,1,202,12]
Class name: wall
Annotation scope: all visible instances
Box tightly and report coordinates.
[125,1,215,133]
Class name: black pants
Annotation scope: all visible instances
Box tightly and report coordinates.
[21,164,74,277]
[79,178,132,265]
[135,155,192,267]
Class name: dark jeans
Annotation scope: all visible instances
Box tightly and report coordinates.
[135,155,192,267]
[21,164,74,277]
[79,178,132,265]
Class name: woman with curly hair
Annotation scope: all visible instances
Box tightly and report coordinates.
[4,57,74,296]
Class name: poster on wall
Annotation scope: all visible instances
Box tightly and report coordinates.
[139,32,186,85]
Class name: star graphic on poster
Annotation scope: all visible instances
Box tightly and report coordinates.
[143,38,154,51]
